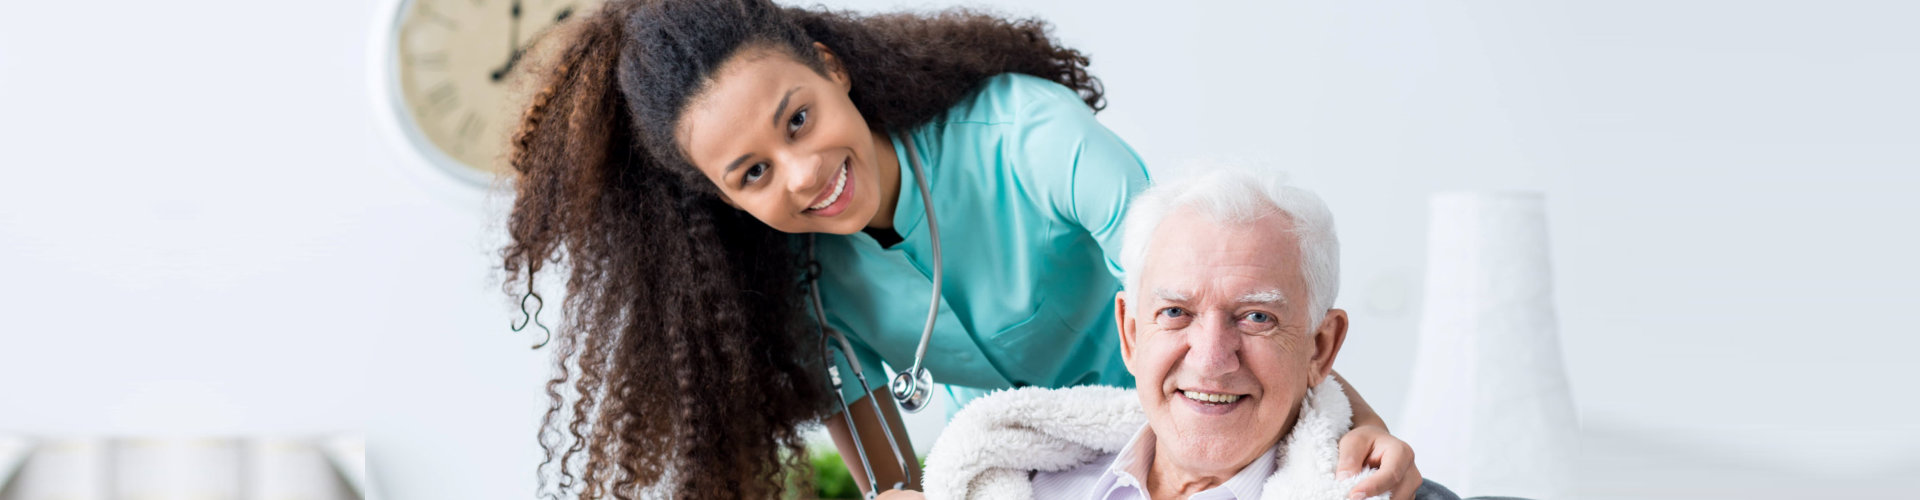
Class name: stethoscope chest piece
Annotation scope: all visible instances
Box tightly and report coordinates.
[889,366,934,413]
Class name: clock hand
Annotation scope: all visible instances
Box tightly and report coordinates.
[492,3,578,83]
[490,0,525,82]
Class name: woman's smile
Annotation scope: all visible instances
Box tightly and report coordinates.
[804,158,855,217]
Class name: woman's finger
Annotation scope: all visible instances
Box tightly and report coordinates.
[1347,460,1401,499]
[1349,440,1415,498]
[1335,428,1373,478]
[1392,463,1423,500]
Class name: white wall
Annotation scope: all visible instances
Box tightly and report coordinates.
[2,1,1913,499]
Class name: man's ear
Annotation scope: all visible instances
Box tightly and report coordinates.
[1115,291,1137,371]
[813,42,850,92]
[1309,308,1349,382]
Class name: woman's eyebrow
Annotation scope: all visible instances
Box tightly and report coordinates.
[770,86,801,127]
[722,86,804,175]
[724,153,753,174]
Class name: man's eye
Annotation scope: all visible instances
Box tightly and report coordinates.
[1244,312,1273,323]
[787,108,808,135]
[1160,307,1187,319]
[743,163,768,185]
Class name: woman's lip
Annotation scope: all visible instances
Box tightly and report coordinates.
[804,161,845,208]
[804,160,854,217]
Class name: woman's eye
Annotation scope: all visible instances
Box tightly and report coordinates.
[743,163,768,185]
[787,108,808,135]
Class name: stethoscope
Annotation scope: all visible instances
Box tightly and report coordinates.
[806,134,940,497]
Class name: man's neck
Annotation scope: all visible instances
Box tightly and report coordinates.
[1144,445,1234,499]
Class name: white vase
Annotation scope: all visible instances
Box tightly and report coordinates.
[1399,192,1579,499]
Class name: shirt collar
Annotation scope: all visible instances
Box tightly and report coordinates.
[1091,423,1281,500]
[887,131,929,240]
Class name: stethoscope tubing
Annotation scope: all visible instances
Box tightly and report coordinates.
[902,135,940,377]
[807,133,941,496]
[811,254,910,495]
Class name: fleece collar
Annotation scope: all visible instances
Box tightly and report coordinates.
[921,376,1385,500]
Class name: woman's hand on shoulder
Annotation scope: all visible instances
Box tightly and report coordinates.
[1337,423,1421,500]
[876,489,926,500]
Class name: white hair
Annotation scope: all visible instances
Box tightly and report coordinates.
[1119,168,1341,328]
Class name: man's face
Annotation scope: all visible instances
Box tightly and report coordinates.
[1115,206,1347,476]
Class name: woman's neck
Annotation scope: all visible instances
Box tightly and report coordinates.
[865,129,902,230]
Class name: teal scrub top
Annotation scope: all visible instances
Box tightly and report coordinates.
[815,73,1152,413]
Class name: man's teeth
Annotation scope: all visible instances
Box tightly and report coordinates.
[809,163,849,211]
[1182,390,1242,404]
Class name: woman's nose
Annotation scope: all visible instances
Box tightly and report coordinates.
[780,150,827,194]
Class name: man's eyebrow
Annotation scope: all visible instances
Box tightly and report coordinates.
[1152,288,1191,302]
[771,86,801,127]
[1236,289,1286,304]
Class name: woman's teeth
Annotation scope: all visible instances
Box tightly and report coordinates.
[809,163,849,211]
[1182,390,1242,404]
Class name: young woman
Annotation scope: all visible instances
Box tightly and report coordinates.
[501,1,1421,498]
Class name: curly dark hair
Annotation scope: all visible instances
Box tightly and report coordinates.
[500,0,1105,498]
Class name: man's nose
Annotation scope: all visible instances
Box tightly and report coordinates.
[1183,315,1243,376]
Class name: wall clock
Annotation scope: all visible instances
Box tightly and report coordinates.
[372,0,606,189]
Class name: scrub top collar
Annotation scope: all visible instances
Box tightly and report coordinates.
[885,131,929,245]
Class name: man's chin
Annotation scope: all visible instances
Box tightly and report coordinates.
[1154,430,1271,476]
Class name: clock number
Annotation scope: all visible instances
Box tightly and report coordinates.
[422,82,459,120]
[410,51,449,71]
[454,112,485,154]
[415,1,460,30]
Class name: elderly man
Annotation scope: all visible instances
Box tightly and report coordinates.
[903,169,1460,500]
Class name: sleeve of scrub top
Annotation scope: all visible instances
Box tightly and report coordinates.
[1014,86,1153,280]
[823,315,890,407]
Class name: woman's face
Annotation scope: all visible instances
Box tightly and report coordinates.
[677,45,896,235]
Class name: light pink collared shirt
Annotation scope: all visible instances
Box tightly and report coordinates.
[1031,423,1279,500]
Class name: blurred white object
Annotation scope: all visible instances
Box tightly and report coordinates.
[6,438,108,500]
[0,436,33,489]
[321,435,375,500]
[248,437,355,500]
[114,438,242,500]
[0,436,361,500]
[1399,192,1579,499]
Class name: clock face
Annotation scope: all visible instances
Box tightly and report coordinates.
[393,0,605,180]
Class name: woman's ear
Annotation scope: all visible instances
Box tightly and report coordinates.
[813,41,850,92]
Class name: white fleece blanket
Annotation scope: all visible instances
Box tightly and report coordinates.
[922,375,1384,500]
